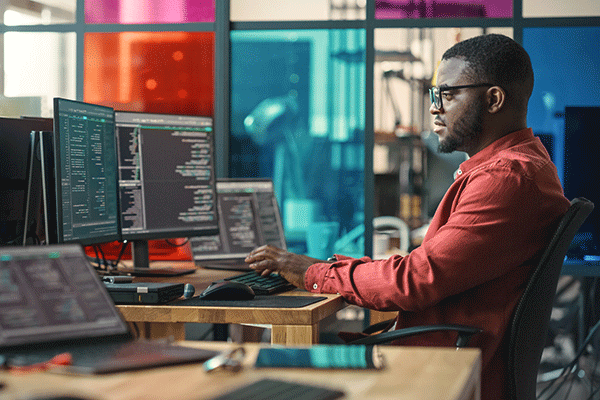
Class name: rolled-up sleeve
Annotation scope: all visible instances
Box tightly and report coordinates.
[304,154,569,312]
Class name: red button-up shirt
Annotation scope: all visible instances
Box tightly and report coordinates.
[305,128,570,400]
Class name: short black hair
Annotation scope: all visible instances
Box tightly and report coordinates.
[442,34,534,102]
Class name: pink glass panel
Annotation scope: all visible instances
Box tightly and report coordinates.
[84,32,214,116]
[376,0,512,19]
[85,0,214,24]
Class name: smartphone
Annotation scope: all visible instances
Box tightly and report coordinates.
[254,344,385,370]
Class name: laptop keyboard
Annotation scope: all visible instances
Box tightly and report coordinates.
[211,378,345,400]
[223,272,295,295]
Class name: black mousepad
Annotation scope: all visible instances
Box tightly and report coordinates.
[173,295,327,308]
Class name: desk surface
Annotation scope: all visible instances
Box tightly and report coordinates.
[115,263,346,345]
[0,342,481,400]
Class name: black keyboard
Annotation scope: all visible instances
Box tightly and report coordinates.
[223,271,295,295]
[211,378,345,400]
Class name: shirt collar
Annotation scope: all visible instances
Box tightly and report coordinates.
[456,128,534,178]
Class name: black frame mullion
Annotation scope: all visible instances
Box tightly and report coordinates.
[364,0,376,259]
[215,0,230,179]
[76,0,85,100]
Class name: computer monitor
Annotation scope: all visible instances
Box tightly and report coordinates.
[190,178,287,270]
[0,116,53,246]
[51,98,121,246]
[563,106,600,259]
[114,111,218,271]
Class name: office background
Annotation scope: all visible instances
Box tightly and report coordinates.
[0,0,599,259]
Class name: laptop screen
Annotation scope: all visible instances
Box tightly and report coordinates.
[0,245,129,348]
[189,178,286,262]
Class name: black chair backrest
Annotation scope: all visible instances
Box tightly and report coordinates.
[507,197,594,400]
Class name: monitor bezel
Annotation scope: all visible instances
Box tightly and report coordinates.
[52,98,122,246]
[113,110,219,242]
[563,106,600,256]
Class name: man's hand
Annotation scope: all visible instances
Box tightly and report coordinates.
[245,245,324,288]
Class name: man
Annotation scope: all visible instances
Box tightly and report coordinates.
[245,34,570,399]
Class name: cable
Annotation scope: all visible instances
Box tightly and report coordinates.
[113,241,129,268]
[586,350,600,399]
[538,318,600,399]
[91,246,102,271]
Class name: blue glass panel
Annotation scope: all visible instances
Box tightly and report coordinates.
[524,27,600,258]
[230,30,366,257]
[523,27,600,183]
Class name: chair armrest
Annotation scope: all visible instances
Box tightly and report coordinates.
[347,324,482,347]
[363,318,396,335]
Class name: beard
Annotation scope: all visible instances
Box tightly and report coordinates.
[438,98,485,154]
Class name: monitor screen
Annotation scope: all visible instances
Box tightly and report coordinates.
[52,98,121,246]
[0,117,54,246]
[114,111,218,269]
[190,178,286,263]
[0,244,129,348]
[564,106,600,258]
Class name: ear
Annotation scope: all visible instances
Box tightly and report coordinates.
[486,86,506,114]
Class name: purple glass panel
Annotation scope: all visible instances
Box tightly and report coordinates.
[375,0,512,19]
[85,0,214,24]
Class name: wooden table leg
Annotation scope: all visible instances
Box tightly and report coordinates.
[271,324,319,345]
[133,322,186,341]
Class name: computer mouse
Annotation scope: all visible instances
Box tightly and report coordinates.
[199,281,255,300]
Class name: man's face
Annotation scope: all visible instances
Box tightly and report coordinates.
[430,58,487,155]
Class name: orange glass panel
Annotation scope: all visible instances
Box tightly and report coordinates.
[84,32,214,261]
[84,32,214,117]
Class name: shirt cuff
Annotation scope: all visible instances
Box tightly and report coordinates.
[304,262,334,293]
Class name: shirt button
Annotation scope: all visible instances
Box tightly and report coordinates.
[313,283,318,290]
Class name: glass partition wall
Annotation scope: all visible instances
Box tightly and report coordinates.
[0,0,598,258]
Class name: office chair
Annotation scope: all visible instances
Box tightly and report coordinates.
[343,197,594,400]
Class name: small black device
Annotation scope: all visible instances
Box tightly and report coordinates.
[103,282,185,304]
[199,281,255,301]
[102,275,134,283]
[117,266,197,277]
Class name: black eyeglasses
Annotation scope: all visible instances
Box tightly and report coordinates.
[429,83,495,110]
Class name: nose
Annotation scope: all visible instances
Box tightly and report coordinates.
[429,102,441,115]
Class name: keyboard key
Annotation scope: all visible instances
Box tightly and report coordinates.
[223,272,295,295]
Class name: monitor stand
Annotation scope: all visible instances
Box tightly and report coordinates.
[118,240,197,277]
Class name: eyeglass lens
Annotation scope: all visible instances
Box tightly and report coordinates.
[429,87,441,109]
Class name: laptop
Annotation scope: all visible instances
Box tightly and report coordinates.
[190,178,287,271]
[0,244,219,374]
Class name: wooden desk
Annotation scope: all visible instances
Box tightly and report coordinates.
[115,264,346,346]
[0,342,481,400]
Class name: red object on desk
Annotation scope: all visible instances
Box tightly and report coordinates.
[8,352,73,375]
[84,239,193,261]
